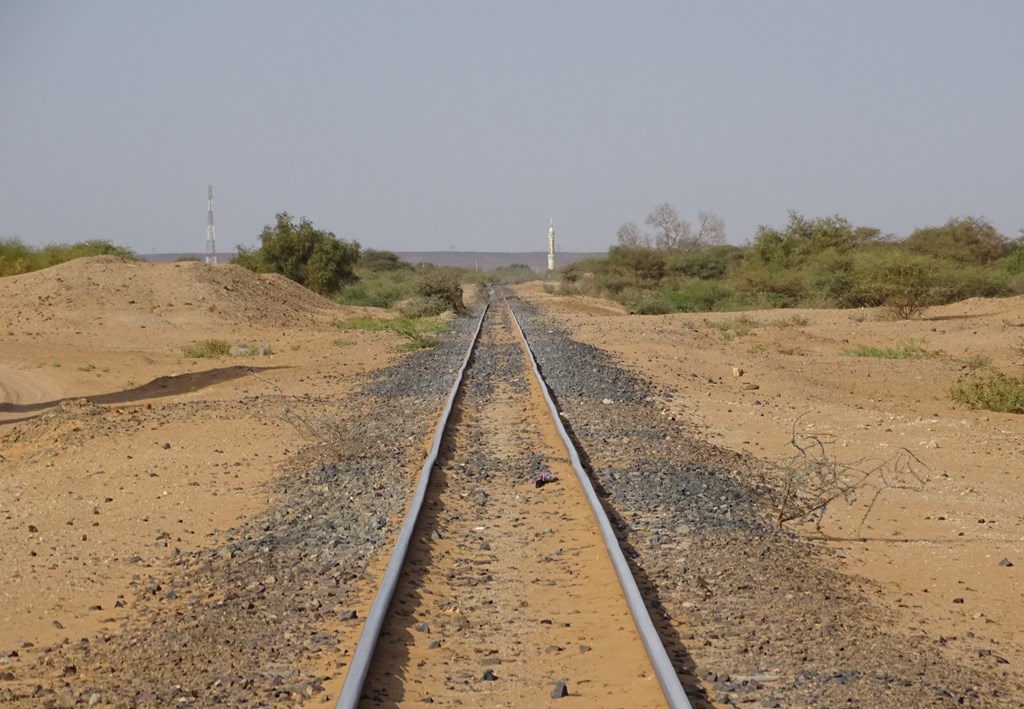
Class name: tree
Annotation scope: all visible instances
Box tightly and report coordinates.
[616,222,650,248]
[695,210,727,246]
[234,212,360,295]
[608,246,666,284]
[360,249,412,272]
[903,216,1008,265]
[645,203,693,251]
[752,211,857,265]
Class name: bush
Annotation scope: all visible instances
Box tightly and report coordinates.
[336,270,415,309]
[409,270,464,315]
[662,279,741,312]
[606,246,667,284]
[843,342,932,359]
[0,238,136,277]
[856,253,938,319]
[950,371,1024,413]
[182,339,232,358]
[627,295,673,314]
[359,249,413,273]
[665,245,743,280]
[903,216,1008,265]
[234,213,359,295]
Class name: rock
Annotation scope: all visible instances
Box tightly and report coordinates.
[480,668,497,681]
[413,622,430,633]
[732,367,743,378]
[550,680,569,698]
[998,558,1014,567]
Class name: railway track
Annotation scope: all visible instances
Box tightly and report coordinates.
[335,295,691,708]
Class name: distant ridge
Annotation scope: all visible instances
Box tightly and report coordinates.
[143,251,602,270]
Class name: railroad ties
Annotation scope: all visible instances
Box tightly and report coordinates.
[335,294,691,708]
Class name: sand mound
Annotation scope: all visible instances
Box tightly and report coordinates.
[0,256,345,331]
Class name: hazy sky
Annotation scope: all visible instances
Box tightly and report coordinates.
[2,2,1022,255]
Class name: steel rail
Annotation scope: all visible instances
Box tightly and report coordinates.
[334,302,489,709]
[505,296,693,709]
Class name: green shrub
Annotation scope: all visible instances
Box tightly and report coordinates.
[359,249,413,272]
[182,339,232,358]
[662,279,740,312]
[843,342,932,359]
[950,371,1024,413]
[628,295,674,315]
[665,245,742,280]
[412,270,464,314]
[606,246,667,284]
[0,238,136,277]
[234,212,359,295]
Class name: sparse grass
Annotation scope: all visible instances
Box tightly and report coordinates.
[842,341,932,360]
[332,337,356,347]
[950,371,1024,413]
[710,315,759,340]
[961,354,992,370]
[335,315,447,350]
[770,314,810,328]
[748,343,765,354]
[182,339,232,358]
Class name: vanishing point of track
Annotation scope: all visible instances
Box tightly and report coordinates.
[334,294,691,708]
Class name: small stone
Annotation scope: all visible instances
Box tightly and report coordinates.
[999,558,1014,567]
[88,693,102,706]
[428,640,441,650]
[578,645,591,654]
[338,610,357,620]
[550,680,569,698]
[413,622,430,633]
[162,443,171,449]
[479,542,491,551]
[52,621,64,630]
[27,525,38,534]
[953,597,965,604]
[480,668,497,681]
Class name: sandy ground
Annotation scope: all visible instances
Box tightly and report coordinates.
[0,256,402,653]
[516,282,1024,674]
[2,258,1022,701]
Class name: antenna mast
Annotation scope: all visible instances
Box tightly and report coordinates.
[205,185,217,264]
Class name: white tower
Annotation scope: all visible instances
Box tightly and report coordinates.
[547,220,556,271]
[205,185,217,264]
